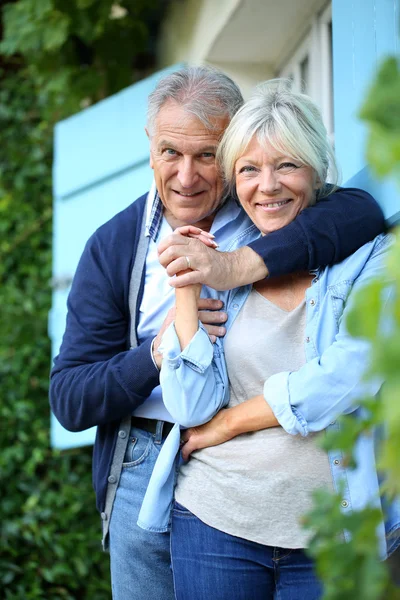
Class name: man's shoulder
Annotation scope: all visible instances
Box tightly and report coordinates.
[80,191,148,270]
[94,192,148,241]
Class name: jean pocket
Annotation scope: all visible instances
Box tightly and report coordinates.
[173,501,193,516]
[122,432,151,467]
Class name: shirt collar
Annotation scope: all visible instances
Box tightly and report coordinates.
[145,180,164,242]
[144,182,242,242]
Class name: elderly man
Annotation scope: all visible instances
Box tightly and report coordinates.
[50,66,385,599]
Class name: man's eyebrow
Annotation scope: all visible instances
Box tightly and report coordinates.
[156,140,218,153]
[155,139,178,150]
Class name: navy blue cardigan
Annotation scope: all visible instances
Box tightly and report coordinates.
[50,189,385,513]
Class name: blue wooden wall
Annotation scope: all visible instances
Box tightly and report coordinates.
[50,65,180,449]
[333,0,400,225]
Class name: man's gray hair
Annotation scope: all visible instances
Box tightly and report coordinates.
[147,65,244,135]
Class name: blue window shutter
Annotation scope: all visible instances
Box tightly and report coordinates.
[50,64,182,449]
[332,0,399,225]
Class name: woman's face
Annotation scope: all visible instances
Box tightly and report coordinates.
[235,136,320,235]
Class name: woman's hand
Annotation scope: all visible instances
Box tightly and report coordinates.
[180,409,232,461]
[171,225,219,248]
[180,395,280,460]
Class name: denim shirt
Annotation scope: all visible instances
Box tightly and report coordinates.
[137,231,400,559]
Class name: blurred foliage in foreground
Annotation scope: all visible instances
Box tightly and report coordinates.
[305,56,400,600]
[0,1,170,597]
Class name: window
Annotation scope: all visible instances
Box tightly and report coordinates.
[279,4,333,139]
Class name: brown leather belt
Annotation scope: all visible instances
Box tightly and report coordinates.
[131,416,174,438]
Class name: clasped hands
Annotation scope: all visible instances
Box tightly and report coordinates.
[152,226,228,369]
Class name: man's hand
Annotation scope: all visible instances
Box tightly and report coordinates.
[180,409,232,461]
[158,233,268,290]
[152,299,227,368]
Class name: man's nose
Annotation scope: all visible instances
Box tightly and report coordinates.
[259,168,281,194]
[177,157,199,188]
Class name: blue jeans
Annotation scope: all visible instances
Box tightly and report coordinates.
[171,502,323,600]
[109,424,174,600]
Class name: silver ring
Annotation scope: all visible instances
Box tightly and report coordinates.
[185,256,191,269]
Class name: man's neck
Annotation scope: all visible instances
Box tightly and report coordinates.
[163,211,215,233]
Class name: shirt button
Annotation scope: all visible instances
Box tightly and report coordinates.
[341,500,349,508]
[306,336,310,343]
[108,475,117,484]
[333,459,340,466]
[233,303,239,310]
[100,512,107,521]
[310,299,316,306]
[118,430,127,439]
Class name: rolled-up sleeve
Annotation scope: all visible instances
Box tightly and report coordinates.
[264,235,391,436]
[159,323,229,428]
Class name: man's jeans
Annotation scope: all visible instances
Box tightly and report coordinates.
[171,502,323,600]
[109,424,174,600]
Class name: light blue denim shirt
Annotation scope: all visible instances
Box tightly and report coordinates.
[137,231,400,560]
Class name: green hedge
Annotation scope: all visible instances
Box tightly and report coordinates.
[0,70,111,600]
[0,2,171,595]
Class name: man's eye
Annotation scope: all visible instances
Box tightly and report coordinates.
[201,152,215,159]
[163,148,177,156]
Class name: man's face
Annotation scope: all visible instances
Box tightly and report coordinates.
[147,100,230,230]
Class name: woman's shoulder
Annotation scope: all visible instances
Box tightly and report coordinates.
[322,233,393,286]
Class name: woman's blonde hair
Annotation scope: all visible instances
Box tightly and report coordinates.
[217,79,339,197]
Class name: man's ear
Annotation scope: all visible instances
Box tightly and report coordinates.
[145,127,154,169]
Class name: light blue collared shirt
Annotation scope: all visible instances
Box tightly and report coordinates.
[137,231,400,560]
[134,184,253,421]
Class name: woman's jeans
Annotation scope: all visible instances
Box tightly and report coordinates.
[171,502,323,600]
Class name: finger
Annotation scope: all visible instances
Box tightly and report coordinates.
[168,271,204,287]
[203,324,226,338]
[197,298,224,310]
[174,226,215,239]
[198,310,227,325]
[209,335,217,344]
[180,429,190,443]
[158,234,189,257]
[165,256,194,277]
[181,440,196,461]
[187,233,219,248]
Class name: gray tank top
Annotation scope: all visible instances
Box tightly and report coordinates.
[175,288,333,548]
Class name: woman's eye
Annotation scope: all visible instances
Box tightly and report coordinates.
[279,162,298,170]
[239,165,257,173]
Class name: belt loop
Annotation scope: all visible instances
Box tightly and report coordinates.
[154,420,164,444]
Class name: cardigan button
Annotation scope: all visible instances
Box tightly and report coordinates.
[101,512,107,521]
[341,500,349,508]
[118,430,127,439]
[108,475,117,484]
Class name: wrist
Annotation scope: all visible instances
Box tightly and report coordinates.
[151,336,162,370]
[221,407,244,439]
[232,247,269,287]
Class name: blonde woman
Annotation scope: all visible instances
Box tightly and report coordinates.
[139,81,396,600]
